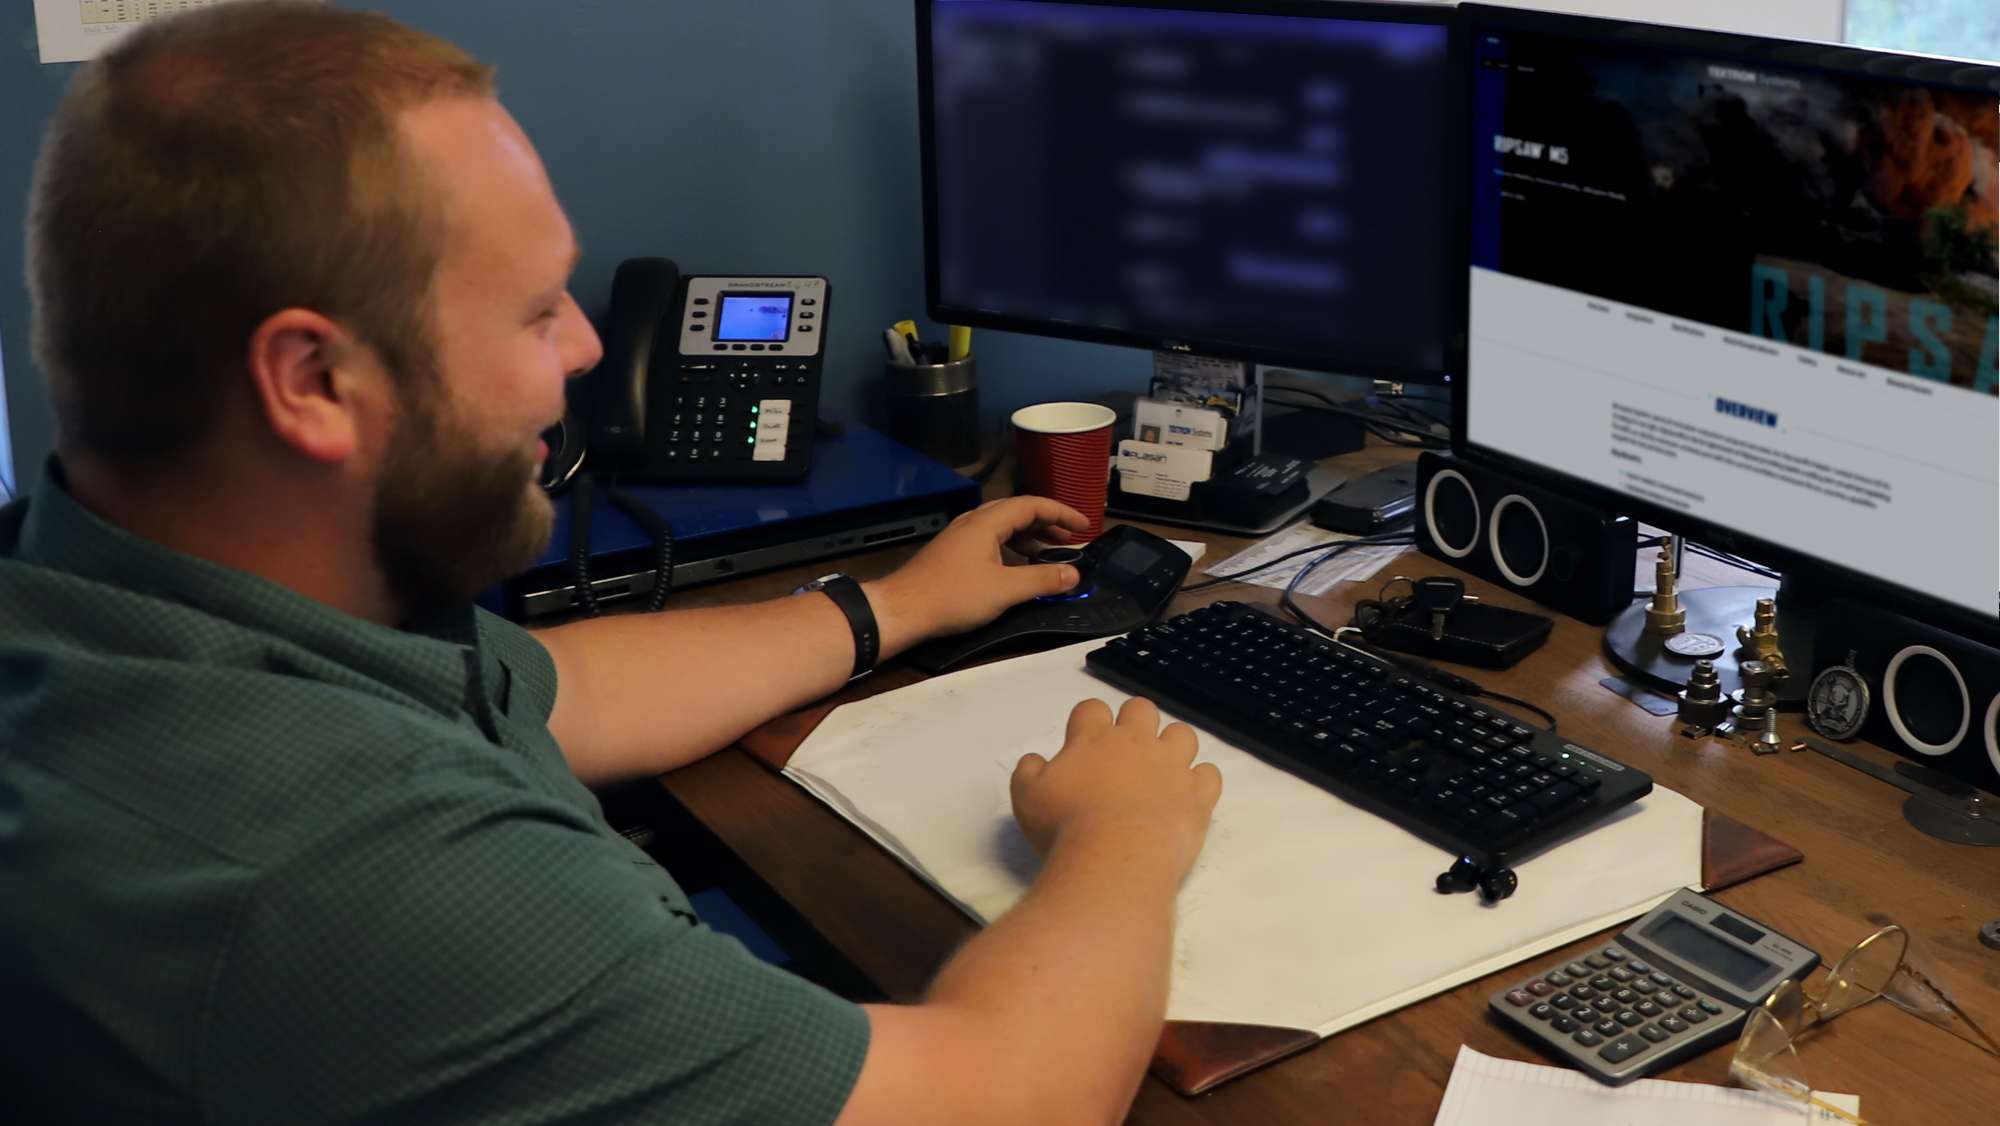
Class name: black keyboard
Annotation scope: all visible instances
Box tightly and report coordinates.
[1085,601,1653,867]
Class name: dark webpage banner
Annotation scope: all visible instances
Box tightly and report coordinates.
[1470,28,1999,396]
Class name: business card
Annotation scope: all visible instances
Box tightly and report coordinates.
[1133,398,1229,452]
[1116,439,1214,502]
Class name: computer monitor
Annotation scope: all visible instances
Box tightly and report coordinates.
[916,0,1460,384]
[1455,4,1999,630]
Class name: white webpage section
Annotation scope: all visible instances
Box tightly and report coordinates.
[1468,268,1998,617]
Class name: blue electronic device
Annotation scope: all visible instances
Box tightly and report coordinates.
[483,425,980,621]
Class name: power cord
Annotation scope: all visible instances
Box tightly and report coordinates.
[1262,386,1450,449]
[1180,529,1416,594]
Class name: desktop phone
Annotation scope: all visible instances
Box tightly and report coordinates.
[1490,889,1818,1085]
[589,257,828,481]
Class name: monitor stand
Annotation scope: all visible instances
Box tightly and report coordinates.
[1602,572,1813,709]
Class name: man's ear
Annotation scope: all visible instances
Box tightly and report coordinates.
[247,309,374,464]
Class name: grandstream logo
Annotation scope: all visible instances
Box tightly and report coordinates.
[1715,398,1778,428]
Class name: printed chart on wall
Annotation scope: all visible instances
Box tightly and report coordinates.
[35,0,264,64]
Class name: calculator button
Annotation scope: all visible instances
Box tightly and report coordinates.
[1593,1018,1621,1036]
[1571,986,1597,1000]
[1530,1003,1555,1020]
[1603,949,1627,962]
[1661,1016,1690,1034]
[1674,985,1696,999]
[1679,1006,1709,1024]
[1505,990,1534,1007]
[1612,989,1638,1005]
[1627,961,1652,974]
[1551,994,1578,1010]
[1565,961,1591,978]
[1527,982,1555,997]
[1585,954,1612,969]
[1610,967,1636,983]
[1599,1034,1646,1063]
[1592,997,1618,1013]
[1699,999,1724,1015]
[1589,976,1614,991]
[1653,991,1679,1008]
[1545,972,1571,987]
[1616,1010,1644,1027]
[1574,1029,1604,1047]
[1640,1025,1670,1043]
[1650,972,1674,987]
[1551,1016,1579,1033]
[1635,1001,1663,1017]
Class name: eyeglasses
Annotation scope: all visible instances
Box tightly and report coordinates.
[1729,923,1999,1124]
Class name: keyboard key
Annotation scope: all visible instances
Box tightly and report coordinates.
[1599,1034,1647,1063]
[1640,1024,1670,1043]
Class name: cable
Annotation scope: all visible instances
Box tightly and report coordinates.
[569,473,601,618]
[605,483,676,612]
[1263,386,1451,449]
[1685,541,1782,581]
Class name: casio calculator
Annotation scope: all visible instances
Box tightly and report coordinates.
[1490,889,1819,1085]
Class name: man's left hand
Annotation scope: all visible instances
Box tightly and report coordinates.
[864,496,1090,652]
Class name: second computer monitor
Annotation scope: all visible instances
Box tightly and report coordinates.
[1457,4,1999,624]
[918,0,1459,382]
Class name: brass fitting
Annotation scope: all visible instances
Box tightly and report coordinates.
[1644,540,1687,636]
[1735,598,1787,677]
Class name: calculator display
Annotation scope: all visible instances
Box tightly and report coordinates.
[1643,915,1776,989]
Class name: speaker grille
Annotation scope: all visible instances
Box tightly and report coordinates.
[1883,645,1970,755]
[1489,495,1549,587]
[1425,469,1480,559]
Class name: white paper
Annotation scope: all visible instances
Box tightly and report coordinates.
[36,0,261,64]
[784,641,1705,1034]
[1433,1046,1860,1125]
[1168,539,1207,566]
[1208,520,1409,595]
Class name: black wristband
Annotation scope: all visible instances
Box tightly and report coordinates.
[805,574,879,678]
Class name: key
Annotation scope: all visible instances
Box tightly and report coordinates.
[1411,576,1465,640]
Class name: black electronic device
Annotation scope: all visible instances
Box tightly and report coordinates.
[1455,4,1999,643]
[1310,463,1417,533]
[1490,889,1818,1085]
[1085,601,1654,870]
[1816,599,2000,797]
[589,257,827,481]
[917,0,1463,386]
[1415,452,1637,625]
[906,524,1191,674]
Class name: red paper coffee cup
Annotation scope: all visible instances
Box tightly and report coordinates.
[1012,402,1116,541]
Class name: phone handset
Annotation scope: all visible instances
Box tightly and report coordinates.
[589,256,682,469]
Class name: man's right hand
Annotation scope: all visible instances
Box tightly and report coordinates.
[1009,697,1223,878]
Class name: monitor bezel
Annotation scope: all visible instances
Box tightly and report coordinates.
[1452,2,2000,638]
[915,0,1466,386]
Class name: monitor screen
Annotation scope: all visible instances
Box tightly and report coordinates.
[1461,9,1999,618]
[714,294,794,342]
[921,0,1456,380]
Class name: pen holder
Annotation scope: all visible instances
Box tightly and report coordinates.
[886,354,981,468]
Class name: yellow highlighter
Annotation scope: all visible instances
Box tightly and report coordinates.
[947,324,972,363]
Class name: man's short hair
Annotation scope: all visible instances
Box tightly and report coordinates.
[26,0,495,470]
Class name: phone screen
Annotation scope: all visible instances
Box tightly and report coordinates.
[714,293,794,341]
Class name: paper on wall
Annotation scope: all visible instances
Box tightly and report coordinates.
[36,0,265,64]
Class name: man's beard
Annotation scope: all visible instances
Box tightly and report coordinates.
[371,383,552,616]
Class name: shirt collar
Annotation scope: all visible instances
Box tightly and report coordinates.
[13,457,481,721]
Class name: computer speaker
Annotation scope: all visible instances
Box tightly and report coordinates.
[1414,452,1637,625]
[1817,601,2000,797]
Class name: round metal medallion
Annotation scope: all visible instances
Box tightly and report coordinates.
[1664,631,1725,658]
[1807,660,1871,741]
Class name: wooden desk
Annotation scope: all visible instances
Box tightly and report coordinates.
[651,443,2000,1123]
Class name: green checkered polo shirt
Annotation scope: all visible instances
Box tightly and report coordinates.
[0,463,867,1124]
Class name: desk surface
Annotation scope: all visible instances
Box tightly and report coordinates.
[649,441,2000,1124]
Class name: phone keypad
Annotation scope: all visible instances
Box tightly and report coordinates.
[663,360,815,464]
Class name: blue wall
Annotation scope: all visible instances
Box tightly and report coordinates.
[0,0,1151,496]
